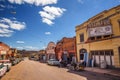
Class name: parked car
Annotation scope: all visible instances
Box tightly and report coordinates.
[47,59,60,66]
[0,60,12,71]
[0,63,7,77]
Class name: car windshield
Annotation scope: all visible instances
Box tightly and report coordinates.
[49,59,57,61]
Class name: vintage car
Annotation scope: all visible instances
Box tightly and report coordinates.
[0,63,7,77]
[0,60,12,71]
[47,59,60,66]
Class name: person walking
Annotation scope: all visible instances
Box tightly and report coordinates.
[59,59,62,68]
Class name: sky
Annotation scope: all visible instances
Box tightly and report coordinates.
[0,0,120,51]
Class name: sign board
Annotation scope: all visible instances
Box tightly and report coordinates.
[88,25,112,37]
[1,51,7,55]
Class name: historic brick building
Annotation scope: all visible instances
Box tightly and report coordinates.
[76,5,120,68]
[55,37,76,63]
[0,42,11,59]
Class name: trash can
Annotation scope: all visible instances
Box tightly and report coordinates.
[100,60,107,68]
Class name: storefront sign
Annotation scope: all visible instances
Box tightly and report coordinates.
[1,51,7,54]
[88,25,112,37]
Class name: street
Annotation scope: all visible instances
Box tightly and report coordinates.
[1,58,120,80]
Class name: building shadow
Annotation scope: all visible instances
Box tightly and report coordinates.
[67,69,120,80]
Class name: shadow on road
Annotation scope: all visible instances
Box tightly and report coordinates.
[67,70,120,80]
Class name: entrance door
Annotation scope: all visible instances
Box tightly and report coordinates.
[79,49,87,63]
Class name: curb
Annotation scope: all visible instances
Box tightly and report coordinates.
[104,73,120,77]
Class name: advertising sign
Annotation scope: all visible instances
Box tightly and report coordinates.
[88,25,112,37]
[1,51,7,55]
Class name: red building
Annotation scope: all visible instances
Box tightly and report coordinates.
[55,37,76,63]
[0,42,11,59]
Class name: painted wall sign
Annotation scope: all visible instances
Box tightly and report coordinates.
[88,25,112,37]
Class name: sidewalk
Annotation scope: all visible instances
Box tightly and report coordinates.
[84,67,120,77]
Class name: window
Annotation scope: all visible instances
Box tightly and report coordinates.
[118,47,120,64]
[103,35,111,38]
[80,33,84,42]
[105,51,110,55]
[118,20,120,31]
[90,37,95,41]
[100,51,104,55]
[96,36,102,40]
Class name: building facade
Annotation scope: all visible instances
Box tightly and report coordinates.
[55,37,76,63]
[46,42,56,60]
[76,5,120,68]
[0,42,11,59]
[10,48,18,58]
[39,49,46,62]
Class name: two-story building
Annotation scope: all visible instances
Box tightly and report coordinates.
[55,37,76,63]
[76,5,120,68]
[0,42,11,59]
[46,42,56,60]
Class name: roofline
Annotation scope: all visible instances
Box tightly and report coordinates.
[76,5,120,28]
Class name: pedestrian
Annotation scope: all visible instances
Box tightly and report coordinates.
[59,59,62,68]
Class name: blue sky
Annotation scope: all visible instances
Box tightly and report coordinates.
[0,0,120,50]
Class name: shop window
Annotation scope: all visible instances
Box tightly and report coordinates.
[96,36,102,40]
[100,51,104,55]
[103,35,111,38]
[94,51,99,55]
[90,37,95,41]
[79,33,84,42]
[91,51,95,55]
[105,51,110,55]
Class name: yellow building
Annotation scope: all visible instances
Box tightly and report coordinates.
[76,5,120,68]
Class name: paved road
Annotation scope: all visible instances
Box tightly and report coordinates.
[1,59,86,80]
[1,59,120,80]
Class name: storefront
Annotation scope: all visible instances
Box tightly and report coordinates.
[46,42,56,60]
[91,50,114,68]
[76,5,120,68]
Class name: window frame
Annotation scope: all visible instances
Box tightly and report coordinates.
[79,33,84,42]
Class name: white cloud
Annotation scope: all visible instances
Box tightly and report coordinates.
[0,18,26,30]
[16,41,25,44]
[0,24,9,28]
[10,22,26,30]
[0,17,26,37]
[39,6,66,25]
[16,46,24,49]
[8,0,23,4]
[25,46,39,50]
[39,11,55,20]
[43,46,46,49]
[45,32,51,35]
[0,33,12,37]
[0,28,13,34]
[8,0,57,6]
[43,6,66,16]
[42,18,54,25]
